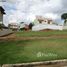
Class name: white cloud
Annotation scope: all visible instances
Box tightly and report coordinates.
[15,0,62,14]
[6,0,16,3]
[44,13,59,20]
[0,2,3,6]
[3,0,67,25]
[8,10,26,23]
[14,0,62,21]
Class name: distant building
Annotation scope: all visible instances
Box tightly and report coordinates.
[0,6,5,24]
[19,22,25,29]
[32,16,63,31]
[42,18,53,24]
[8,23,19,31]
[35,16,53,25]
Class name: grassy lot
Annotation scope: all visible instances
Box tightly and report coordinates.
[0,30,67,64]
[0,38,67,64]
[16,30,67,37]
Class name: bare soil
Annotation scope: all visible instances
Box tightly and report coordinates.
[0,34,67,40]
[34,62,67,67]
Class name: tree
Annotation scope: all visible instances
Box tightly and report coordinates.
[0,24,4,30]
[29,23,34,29]
[61,13,67,25]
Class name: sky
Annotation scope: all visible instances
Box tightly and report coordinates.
[1,0,67,26]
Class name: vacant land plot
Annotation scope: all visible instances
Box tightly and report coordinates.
[16,30,67,37]
[0,30,67,64]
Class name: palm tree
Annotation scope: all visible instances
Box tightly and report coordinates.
[61,13,67,25]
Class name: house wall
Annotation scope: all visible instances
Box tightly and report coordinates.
[8,23,19,30]
[0,11,3,24]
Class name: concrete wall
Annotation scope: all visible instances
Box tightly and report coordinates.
[63,21,67,29]
[32,24,63,31]
[63,26,67,30]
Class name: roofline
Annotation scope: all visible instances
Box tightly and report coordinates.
[0,6,6,14]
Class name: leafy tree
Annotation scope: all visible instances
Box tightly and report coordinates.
[61,13,67,25]
[0,24,4,30]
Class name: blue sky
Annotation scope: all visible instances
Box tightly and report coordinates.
[2,0,67,26]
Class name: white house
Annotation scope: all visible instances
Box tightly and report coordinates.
[32,16,63,31]
[32,24,63,31]
[33,16,53,25]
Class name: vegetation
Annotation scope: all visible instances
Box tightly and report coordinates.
[16,30,67,37]
[61,13,67,25]
[0,24,4,30]
[0,38,67,64]
[0,30,67,64]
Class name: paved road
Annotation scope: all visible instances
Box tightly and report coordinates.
[34,63,67,67]
[0,29,13,37]
[2,62,67,67]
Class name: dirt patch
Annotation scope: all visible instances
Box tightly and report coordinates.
[2,60,67,67]
[0,34,67,41]
[34,62,67,67]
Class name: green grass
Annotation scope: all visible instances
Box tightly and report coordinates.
[16,30,67,37]
[0,38,67,64]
